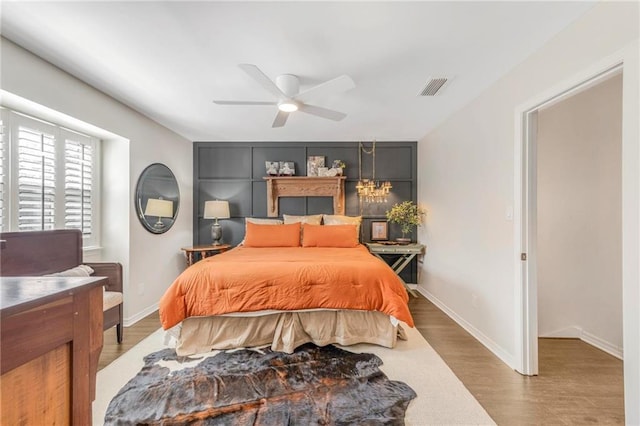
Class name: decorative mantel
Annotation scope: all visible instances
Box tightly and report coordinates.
[263,176,346,217]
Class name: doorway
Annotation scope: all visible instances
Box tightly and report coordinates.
[516,63,623,376]
[536,72,623,359]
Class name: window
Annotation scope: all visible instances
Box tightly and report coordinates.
[15,117,57,231]
[64,132,94,237]
[0,109,100,247]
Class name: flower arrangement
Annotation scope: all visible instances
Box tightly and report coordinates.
[332,159,346,169]
[385,201,425,240]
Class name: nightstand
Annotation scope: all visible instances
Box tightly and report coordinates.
[365,242,425,297]
[180,244,231,267]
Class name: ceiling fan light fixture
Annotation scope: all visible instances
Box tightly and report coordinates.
[212,64,354,127]
[278,101,299,112]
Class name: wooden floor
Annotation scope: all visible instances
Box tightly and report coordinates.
[407,296,624,425]
[99,296,624,425]
[98,311,160,370]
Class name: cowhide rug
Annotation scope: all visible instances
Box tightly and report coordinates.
[104,343,416,425]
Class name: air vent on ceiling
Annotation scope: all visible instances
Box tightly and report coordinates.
[419,77,449,96]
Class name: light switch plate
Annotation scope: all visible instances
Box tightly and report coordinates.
[505,205,514,221]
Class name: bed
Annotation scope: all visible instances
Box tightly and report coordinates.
[160,221,414,355]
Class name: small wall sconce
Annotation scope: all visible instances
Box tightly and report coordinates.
[204,200,230,245]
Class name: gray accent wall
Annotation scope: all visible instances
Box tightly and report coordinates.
[193,141,418,281]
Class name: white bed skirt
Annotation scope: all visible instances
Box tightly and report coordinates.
[168,310,405,356]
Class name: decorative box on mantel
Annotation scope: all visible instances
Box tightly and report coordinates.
[263,176,346,217]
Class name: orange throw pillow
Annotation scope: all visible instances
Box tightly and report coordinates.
[244,222,301,247]
[302,224,359,248]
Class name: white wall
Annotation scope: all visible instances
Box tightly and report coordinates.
[537,73,622,357]
[416,2,639,422]
[1,38,193,325]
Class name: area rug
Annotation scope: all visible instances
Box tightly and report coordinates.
[94,325,495,425]
[104,344,415,424]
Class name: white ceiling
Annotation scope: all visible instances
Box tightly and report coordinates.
[1,1,595,142]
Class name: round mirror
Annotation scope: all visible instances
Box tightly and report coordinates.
[135,163,180,234]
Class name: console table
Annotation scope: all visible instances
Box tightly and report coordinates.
[0,276,105,425]
[366,243,425,297]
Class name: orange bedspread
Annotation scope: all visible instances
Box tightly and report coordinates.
[160,245,414,329]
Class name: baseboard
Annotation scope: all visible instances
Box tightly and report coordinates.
[124,302,159,327]
[540,326,582,339]
[580,330,623,360]
[417,286,516,369]
[540,325,623,360]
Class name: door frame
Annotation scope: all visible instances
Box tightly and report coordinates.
[513,58,624,376]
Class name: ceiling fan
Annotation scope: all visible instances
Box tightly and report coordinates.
[213,64,355,128]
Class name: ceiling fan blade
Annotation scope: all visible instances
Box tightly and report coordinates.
[238,64,286,99]
[272,110,290,128]
[213,100,277,106]
[295,75,355,103]
[298,104,347,121]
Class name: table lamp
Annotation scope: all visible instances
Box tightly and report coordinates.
[204,200,230,245]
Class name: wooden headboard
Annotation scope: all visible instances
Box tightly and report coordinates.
[0,229,83,276]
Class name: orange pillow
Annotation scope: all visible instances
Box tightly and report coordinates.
[244,222,301,247]
[302,224,359,248]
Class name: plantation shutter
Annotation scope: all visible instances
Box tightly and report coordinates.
[64,131,94,237]
[4,110,100,247]
[16,119,57,231]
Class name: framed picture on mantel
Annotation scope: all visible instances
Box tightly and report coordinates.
[307,156,325,176]
[266,161,279,176]
[279,161,295,176]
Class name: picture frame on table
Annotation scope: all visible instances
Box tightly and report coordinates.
[370,221,389,241]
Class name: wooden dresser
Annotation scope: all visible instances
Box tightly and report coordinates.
[0,276,105,425]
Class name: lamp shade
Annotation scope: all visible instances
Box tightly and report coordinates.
[144,198,173,218]
[204,200,230,219]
